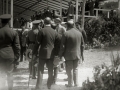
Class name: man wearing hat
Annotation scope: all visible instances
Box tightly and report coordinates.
[59,20,84,87]
[54,17,66,72]
[26,20,41,79]
[32,17,60,90]
[0,14,20,90]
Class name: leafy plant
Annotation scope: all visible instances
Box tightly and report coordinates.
[81,52,120,90]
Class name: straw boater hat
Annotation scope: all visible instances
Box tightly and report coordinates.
[54,17,62,24]
[32,20,41,25]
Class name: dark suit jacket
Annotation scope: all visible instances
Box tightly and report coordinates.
[59,28,84,60]
[17,30,28,47]
[27,29,39,44]
[33,26,60,59]
[0,25,20,60]
[26,29,39,50]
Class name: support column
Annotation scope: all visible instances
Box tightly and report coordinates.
[118,0,120,18]
[60,0,62,17]
[75,0,78,22]
[0,0,2,15]
[3,0,5,14]
[6,0,8,14]
[11,0,13,28]
[81,0,86,29]
[47,0,48,7]
[96,9,98,18]
[107,11,110,18]
[118,0,120,9]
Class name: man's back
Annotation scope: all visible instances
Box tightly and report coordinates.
[0,25,20,59]
[36,26,59,59]
[60,28,84,60]
[28,29,38,42]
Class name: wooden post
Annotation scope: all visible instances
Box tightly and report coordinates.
[81,0,86,29]
[47,0,48,7]
[107,11,110,18]
[0,0,2,15]
[11,0,13,28]
[76,0,78,22]
[3,0,5,14]
[118,0,120,9]
[60,0,62,17]
[6,0,8,14]
[96,9,98,18]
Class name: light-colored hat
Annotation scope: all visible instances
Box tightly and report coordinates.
[32,20,41,24]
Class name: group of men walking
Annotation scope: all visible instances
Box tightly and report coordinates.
[0,14,86,90]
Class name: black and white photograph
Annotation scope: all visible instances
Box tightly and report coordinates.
[0,0,120,90]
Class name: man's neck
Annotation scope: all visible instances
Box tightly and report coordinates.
[45,24,51,26]
[2,23,9,27]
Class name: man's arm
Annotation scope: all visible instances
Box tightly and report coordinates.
[58,33,66,58]
[32,30,42,56]
[81,34,85,62]
[54,33,62,56]
[12,32,21,63]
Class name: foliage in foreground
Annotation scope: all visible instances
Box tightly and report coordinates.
[81,52,120,90]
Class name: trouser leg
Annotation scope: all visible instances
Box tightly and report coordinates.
[20,47,23,61]
[53,67,59,84]
[0,73,6,90]
[36,59,45,89]
[29,62,32,75]
[46,59,54,88]
[7,62,14,90]
[32,56,38,78]
[20,47,26,61]
[65,60,73,86]
[32,65,36,78]
[73,60,79,86]
[7,72,13,90]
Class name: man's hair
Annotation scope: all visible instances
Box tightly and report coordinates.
[44,17,51,25]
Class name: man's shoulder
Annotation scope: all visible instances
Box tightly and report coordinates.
[1,27,18,36]
[66,28,82,35]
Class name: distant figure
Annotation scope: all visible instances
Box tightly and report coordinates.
[68,1,75,16]
[89,0,95,16]
[13,18,20,28]
[0,14,20,90]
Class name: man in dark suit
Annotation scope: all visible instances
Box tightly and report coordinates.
[17,23,28,62]
[0,14,20,90]
[32,17,60,90]
[59,20,84,87]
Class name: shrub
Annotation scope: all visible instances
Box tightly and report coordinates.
[81,52,120,90]
[83,15,120,48]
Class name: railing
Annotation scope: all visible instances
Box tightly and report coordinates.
[62,8,113,22]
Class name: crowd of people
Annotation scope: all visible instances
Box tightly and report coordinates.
[0,1,91,90]
[0,11,87,90]
[12,0,100,29]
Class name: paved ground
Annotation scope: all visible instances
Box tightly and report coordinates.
[2,46,120,90]
[13,61,93,90]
